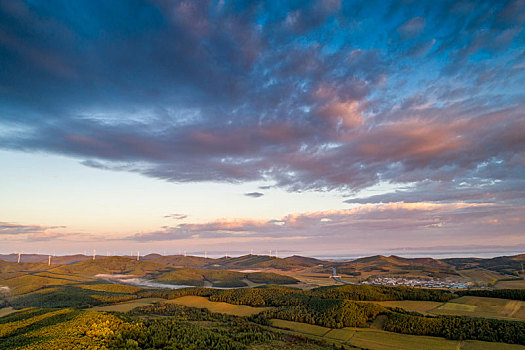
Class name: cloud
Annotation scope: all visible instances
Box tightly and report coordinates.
[0,0,522,208]
[164,213,188,220]
[398,17,426,39]
[0,222,65,235]
[126,202,524,250]
[244,192,264,198]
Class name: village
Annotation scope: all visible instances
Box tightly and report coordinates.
[362,277,470,289]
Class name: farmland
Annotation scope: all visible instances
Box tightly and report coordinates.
[431,296,525,320]
[164,295,273,316]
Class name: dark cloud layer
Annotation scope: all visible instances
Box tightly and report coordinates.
[0,0,523,206]
[244,192,264,198]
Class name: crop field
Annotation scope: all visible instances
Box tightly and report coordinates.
[432,296,525,320]
[369,300,444,314]
[88,298,164,312]
[165,295,272,316]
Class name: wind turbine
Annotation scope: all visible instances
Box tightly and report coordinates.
[137,251,140,261]
[250,248,253,255]
[275,249,278,258]
[48,255,51,266]
[17,252,21,264]
[93,249,96,260]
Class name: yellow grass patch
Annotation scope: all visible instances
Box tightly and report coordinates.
[165,296,272,316]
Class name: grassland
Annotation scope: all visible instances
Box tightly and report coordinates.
[164,295,272,316]
[432,296,525,320]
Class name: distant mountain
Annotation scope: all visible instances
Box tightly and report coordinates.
[284,255,326,266]
[0,260,53,281]
[142,254,319,270]
[141,254,211,268]
[49,256,171,277]
[443,254,525,276]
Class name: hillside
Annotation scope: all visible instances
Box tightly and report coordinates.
[155,267,299,287]
[49,256,171,277]
[443,254,525,276]
[330,255,459,279]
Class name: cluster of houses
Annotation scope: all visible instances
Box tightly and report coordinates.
[361,277,469,289]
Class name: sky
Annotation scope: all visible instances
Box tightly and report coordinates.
[0,0,524,258]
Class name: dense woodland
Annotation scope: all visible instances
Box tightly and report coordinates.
[457,288,525,301]
[0,305,335,350]
[2,282,525,347]
[384,312,525,344]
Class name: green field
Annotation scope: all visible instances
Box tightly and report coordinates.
[432,296,525,320]
[165,295,272,316]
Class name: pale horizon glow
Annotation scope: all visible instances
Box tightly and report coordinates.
[0,0,524,257]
